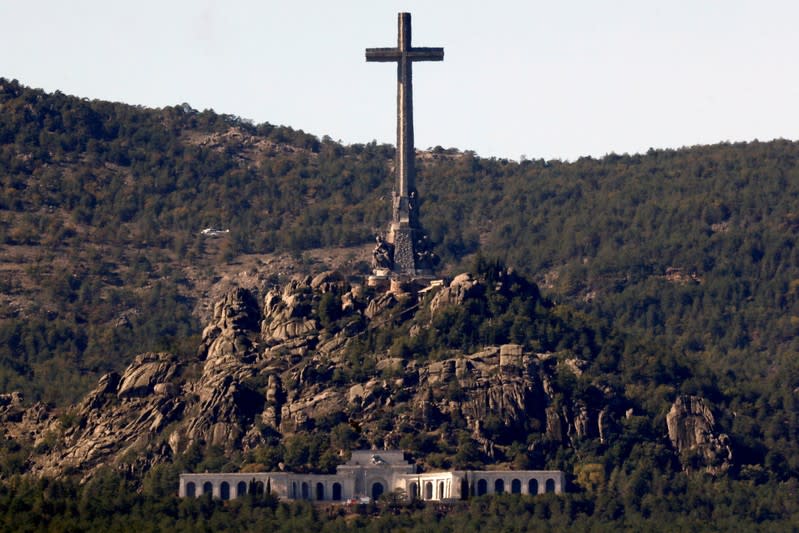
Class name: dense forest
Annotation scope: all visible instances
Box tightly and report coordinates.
[3,466,799,532]
[3,78,799,529]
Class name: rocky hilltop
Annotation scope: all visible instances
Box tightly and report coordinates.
[0,268,732,480]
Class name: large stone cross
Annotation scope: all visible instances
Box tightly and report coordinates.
[366,13,443,276]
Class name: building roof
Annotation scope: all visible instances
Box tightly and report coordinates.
[344,450,409,466]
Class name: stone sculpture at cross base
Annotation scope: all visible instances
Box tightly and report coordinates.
[371,235,394,271]
[366,12,442,286]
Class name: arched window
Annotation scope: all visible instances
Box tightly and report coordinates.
[511,479,521,494]
[371,482,384,500]
[220,481,230,500]
[409,482,418,500]
[291,482,297,499]
[301,482,310,500]
[251,480,265,496]
[316,482,325,501]
[528,479,539,495]
[186,482,196,498]
[202,482,213,496]
[332,482,342,500]
[545,478,556,493]
[494,479,504,494]
[237,481,247,498]
[477,479,487,496]
[425,481,433,500]
[438,481,445,500]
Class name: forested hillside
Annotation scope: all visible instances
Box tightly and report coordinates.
[2,78,799,529]
[3,78,798,404]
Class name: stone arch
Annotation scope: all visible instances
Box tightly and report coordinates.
[291,482,297,499]
[186,482,196,498]
[332,482,342,500]
[409,482,418,500]
[220,481,230,500]
[237,481,247,498]
[316,482,325,501]
[425,481,433,499]
[545,478,556,493]
[371,481,385,500]
[511,479,521,494]
[438,481,445,500]
[494,479,504,494]
[202,481,213,496]
[301,482,310,500]
[528,478,538,495]
[477,478,487,496]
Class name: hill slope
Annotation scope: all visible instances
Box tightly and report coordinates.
[0,78,798,482]
[2,265,727,481]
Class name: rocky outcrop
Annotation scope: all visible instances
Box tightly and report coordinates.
[364,292,400,320]
[666,395,733,474]
[0,392,26,423]
[1,271,630,480]
[200,288,261,361]
[429,273,483,315]
[261,278,320,343]
[117,353,178,398]
[179,286,265,452]
[310,270,347,293]
[25,353,184,479]
[18,288,267,478]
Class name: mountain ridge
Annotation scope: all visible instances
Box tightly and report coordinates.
[1,76,798,490]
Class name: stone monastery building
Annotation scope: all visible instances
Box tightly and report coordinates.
[179,450,565,502]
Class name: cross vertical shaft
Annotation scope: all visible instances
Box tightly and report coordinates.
[397,12,413,201]
[366,13,443,276]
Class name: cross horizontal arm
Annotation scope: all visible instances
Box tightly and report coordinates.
[365,47,444,62]
[406,48,444,61]
[365,48,402,62]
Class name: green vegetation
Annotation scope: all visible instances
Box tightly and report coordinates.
[4,78,799,527]
[2,468,799,532]
[4,78,799,410]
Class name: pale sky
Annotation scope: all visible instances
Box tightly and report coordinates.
[2,1,798,161]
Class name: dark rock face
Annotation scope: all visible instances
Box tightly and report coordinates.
[2,270,626,479]
[666,395,733,474]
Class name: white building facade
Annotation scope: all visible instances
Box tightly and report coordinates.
[179,450,565,502]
